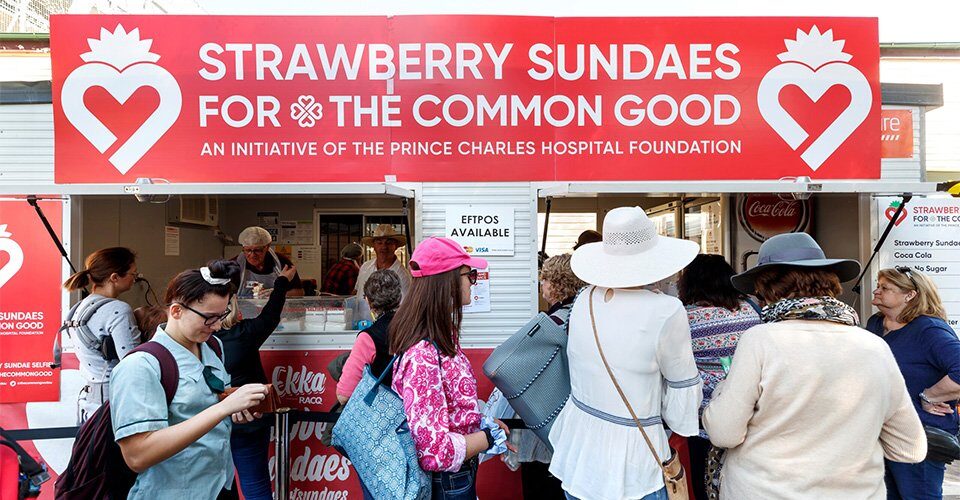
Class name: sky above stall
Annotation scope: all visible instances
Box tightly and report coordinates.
[202,0,958,43]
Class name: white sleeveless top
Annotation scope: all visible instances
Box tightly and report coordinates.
[549,287,702,500]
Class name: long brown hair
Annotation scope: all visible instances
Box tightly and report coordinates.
[389,267,465,357]
[63,247,136,291]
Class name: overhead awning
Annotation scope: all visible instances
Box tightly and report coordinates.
[0,182,416,198]
[537,180,939,197]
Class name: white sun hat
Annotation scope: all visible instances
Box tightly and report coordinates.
[571,206,700,289]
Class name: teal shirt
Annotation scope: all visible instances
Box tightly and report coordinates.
[110,326,233,499]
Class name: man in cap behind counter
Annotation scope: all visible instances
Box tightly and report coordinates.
[235,226,304,298]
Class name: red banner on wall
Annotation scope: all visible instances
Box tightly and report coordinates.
[0,200,62,403]
[50,15,880,183]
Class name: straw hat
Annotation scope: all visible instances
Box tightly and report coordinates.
[571,207,699,288]
[731,232,860,295]
[361,224,407,247]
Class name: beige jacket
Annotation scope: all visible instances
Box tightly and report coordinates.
[702,320,926,500]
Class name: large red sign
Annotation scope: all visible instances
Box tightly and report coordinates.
[0,200,62,403]
[50,15,880,183]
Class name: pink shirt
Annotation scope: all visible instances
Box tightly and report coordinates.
[391,339,481,472]
[336,332,377,399]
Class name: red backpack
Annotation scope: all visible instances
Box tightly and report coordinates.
[54,339,222,500]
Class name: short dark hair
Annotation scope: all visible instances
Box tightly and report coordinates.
[753,266,842,303]
[678,254,743,311]
[164,259,238,306]
[364,269,402,314]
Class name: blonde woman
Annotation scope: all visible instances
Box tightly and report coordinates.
[868,267,960,499]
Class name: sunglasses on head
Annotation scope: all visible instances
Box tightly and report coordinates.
[460,269,479,285]
[894,266,918,289]
[176,302,231,326]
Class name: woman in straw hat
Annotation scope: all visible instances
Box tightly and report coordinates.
[867,267,960,499]
[702,233,926,499]
[548,207,703,500]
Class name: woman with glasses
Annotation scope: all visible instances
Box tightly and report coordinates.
[109,260,269,500]
[63,247,142,422]
[868,267,960,499]
[389,237,512,500]
[214,260,296,500]
[235,226,304,298]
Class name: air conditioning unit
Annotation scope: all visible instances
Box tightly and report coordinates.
[168,196,219,227]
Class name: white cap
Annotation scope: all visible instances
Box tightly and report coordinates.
[238,226,272,246]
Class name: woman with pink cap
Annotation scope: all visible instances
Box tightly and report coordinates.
[389,237,512,499]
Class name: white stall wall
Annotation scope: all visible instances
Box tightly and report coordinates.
[76,196,225,309]
[0,103,54,184]
[419,183,537,347]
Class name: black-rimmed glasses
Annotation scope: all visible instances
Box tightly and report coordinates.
[460,269,479,285]
[895,266,919,289]
[176,302,231,326]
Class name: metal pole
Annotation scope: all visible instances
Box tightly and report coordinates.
[274,409,291,500]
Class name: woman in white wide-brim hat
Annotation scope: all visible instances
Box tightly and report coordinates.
[548,206,702,500]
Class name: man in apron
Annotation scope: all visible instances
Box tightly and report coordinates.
[235,226,304,298]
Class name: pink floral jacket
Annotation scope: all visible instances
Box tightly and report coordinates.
[392,339,482,472]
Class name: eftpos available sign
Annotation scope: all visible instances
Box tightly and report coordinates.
[446,206,515,256]
[51,16,880,183]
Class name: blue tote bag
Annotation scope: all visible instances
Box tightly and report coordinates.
[332,355,431,500]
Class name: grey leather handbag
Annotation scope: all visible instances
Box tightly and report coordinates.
[482,305,572,449]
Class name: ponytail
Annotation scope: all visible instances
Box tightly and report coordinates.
[164,259,239,306]
[63,247,136,291]
[63,270,91,291]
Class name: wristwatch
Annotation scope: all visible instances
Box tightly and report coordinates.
[919,391,935,405]
[482,428,495,451]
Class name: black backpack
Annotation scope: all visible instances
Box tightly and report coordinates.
[54,339,222,500]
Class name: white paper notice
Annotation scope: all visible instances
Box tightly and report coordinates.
[164,226,180,256]
[876,197,960,333]
[463,267,491,314]
[295,246,321,267]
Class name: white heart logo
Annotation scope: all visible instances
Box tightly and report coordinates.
[61,62,182,175]
[0,225,24,289]
[758,63,871,171]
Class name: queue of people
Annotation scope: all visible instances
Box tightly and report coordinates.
[58,211,957,499]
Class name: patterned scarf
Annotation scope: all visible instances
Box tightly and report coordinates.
[762,296,860,326]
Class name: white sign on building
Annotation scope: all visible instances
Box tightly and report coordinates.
[445,206,515,256]
[876,196,960,333]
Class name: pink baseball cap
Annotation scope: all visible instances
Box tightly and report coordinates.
[409,237,488,277]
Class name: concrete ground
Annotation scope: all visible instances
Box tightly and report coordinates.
[946,460,960,499]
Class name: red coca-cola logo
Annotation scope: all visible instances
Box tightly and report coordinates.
[738,195,811,242]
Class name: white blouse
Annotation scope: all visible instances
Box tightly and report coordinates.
[549,287,702,500]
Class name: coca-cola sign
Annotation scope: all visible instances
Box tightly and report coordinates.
[737,194,811,242]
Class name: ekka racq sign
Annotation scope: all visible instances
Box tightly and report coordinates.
[50,16,880,183]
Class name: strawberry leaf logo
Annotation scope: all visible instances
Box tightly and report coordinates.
[884,201,908,226]
[757,26,872,171]
[61,25,182,175]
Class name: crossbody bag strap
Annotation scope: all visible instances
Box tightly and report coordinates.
[588,286,670,478]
